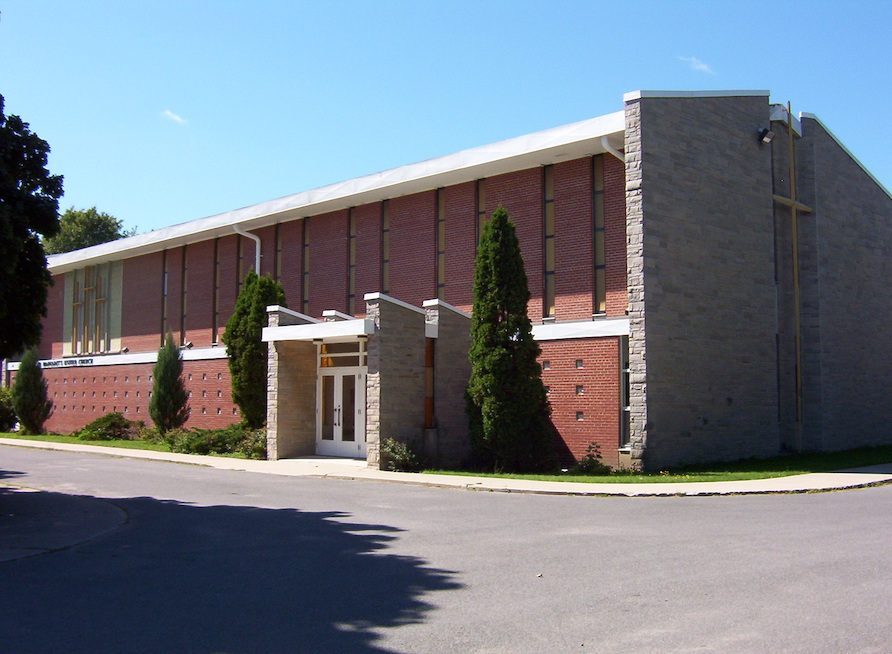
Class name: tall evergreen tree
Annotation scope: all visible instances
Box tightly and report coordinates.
[149,333,189,434]
[466,206,552,471]
[222,272,286,429]
[11,349,53,434]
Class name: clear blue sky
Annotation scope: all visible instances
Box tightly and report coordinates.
[2,0,889,233]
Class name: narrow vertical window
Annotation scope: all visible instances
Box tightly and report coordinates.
[274,222,283,282]
[436,189,446,300]
[302,218,311,315]
[347,208,357,314]
[212,238,220,343]
[94,265,108,352]
[82,266,95,353]
[180,245,188,346]
[424,338,435,429]
[543,165,555,318]
[620,335,631,447]
[236,234,244,294]
[593,155,606,315]
[475,179,487,245]
[381,201,390,294]
[71,270,82,354]
[161,250,170,345]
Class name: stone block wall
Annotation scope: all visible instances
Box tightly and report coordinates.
[266,308,317,459]
[630,94,780,469]
[801,117,892,450]
[365,295,426,467]
[424,300,471,467]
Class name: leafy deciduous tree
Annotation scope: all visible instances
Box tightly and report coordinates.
[149,333,190,434]
[222,272,287,429]
[0,94,64,360]
[466,206,552,472]
[11,349,53,434]
[43,206,136,254]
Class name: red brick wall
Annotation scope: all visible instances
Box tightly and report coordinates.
[554,158,594,320]
[42,273,66,359]
[184,240,215,348]
[604,154,628,317]
[308,210,348,317]
[443,181,476,313]
[277,221,303,309]
[42,359,238,434]
[388,191,437,307]
[122,251,164,352]
[485,169,544,318]
[254,225,275,278]
[539,337,621,467]
[353,201,382,315]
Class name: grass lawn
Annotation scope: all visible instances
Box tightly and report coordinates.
[423,444,892,484]
[0,432,172,452]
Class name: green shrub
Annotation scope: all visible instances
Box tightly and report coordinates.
[0,387,16,431]
[167,424,266,459]
[12,349,53,434]
[149,333,189,434]
[381,437,425,472]
[571,442,612,475]
[75,412,141,441]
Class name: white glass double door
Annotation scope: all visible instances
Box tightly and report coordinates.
[317,367,366,458]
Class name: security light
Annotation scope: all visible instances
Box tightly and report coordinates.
[759,128,775,144]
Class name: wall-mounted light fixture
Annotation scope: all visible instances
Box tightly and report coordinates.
[759,128,775,144]
[121,347,129,353]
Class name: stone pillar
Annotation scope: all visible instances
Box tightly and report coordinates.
[266,306,318,460]
[364,293,427,468]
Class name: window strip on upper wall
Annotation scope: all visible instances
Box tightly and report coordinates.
[593,155,606,315]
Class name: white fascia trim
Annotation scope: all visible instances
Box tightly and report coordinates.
[624,89,770,102]
[262,318,375,343]
[421,298,471,318]
[266,305,320,323]
[800,113,892,199]
[48,111,626,275]
[322,309,354,321]
[7,346,228,371]
[363,292,426,315]
[769,104,802,136]
[532,318,630,341]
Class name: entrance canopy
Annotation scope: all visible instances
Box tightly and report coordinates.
[262,318,375,344]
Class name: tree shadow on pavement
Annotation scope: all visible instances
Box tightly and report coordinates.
[0,491,462,653]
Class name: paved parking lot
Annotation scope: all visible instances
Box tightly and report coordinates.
[2,445,891,653]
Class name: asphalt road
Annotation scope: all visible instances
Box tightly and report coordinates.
[1,446,891,654]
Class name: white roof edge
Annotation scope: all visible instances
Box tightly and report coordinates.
[266,305,320,323]
[363,292,426,315]
[48,109,626,274]
[262,318,374,342]
[421,298,472,318]
[624,89,770,102]
[532,317,630,341]
[799,113,892,199]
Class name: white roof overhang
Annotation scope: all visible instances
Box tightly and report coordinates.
[262,318,375,343]
[48,110,625,274]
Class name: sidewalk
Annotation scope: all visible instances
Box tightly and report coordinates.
[4,437,892,497]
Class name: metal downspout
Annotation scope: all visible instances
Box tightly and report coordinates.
[233,224,261,273]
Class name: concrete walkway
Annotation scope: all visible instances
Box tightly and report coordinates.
[3,437,892,497]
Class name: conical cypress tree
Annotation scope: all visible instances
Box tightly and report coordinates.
[466,206,552,472]
[222,271,286,429]
[11,348,52,434]
[149,333,189,434]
